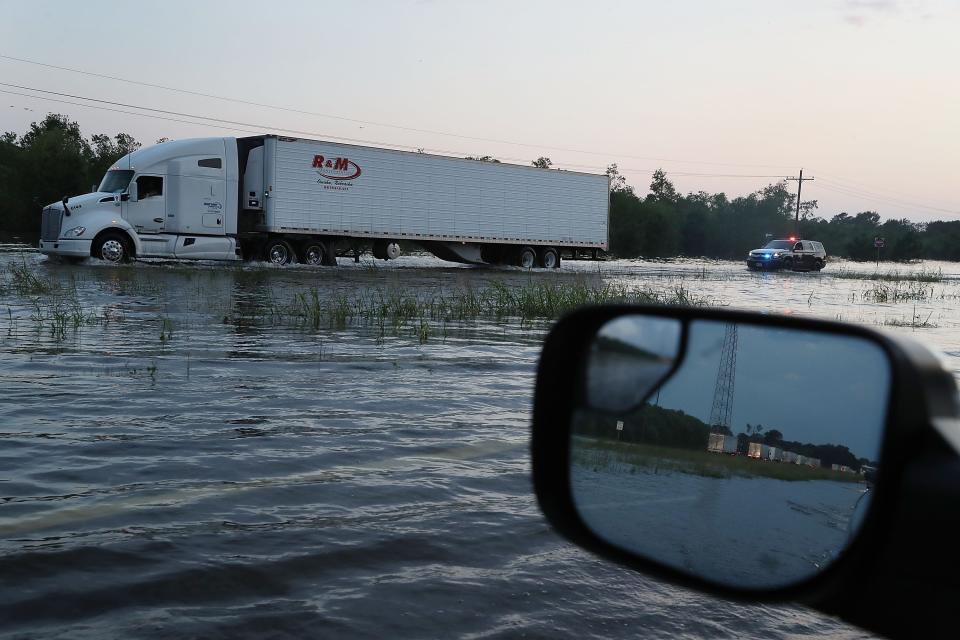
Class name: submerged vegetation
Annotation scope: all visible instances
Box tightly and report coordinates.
[276,280,709,335]
[1,259,712,345]
[3,249,958,349]
[833,267,943,283]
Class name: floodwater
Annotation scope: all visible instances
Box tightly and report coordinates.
[572,464,867,588]
[3,237,959,639]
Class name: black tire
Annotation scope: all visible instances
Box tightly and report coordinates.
[519,246,537,268]
[264,238,296,265]
[92,231,132,263]
[540,247,560,269]
[300,241,327,266]
[781,258,794,271]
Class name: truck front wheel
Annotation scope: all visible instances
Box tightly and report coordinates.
[265,239,296,265]
[93,231,132,263]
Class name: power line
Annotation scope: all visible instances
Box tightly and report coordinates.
[0,88,267,137]
[817,171,946,204]
[0,84,793,181]
[815,175,957,215]
[786,169,815,235]
[815,180,958,216]
[0,52,797,170]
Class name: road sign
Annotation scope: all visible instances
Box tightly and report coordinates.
[616,420,624,431]
[874,237,886,248]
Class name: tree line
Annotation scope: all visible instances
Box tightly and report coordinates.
[598,164,949,262]
[0,114,147,231]
[2,114,957,262]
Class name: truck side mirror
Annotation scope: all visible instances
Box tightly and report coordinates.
[127,182,138,203]
[532,305,960,639]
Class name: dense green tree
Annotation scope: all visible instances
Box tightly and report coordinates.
[605,163,634,195]
[0,114,140,231]
[531,156,552,169]
[648,169,678,203]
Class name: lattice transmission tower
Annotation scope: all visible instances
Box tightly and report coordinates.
[708,323,739,432]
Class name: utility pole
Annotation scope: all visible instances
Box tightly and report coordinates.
[786,169,815,238]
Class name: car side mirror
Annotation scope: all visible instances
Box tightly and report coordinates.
[532,306,960,639]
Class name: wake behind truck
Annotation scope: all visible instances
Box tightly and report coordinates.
[39,135,610,268]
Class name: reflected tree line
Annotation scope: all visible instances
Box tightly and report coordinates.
[1,114,951,262]
[577,402,871,472]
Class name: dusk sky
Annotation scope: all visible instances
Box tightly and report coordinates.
[1,1,957,221]
[655,320,889,460]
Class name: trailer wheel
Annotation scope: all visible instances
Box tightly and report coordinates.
[519,246,537,269]
[385,242,401,260]
[540,247,560,269]
[93,231,132,263]
[265,239,296,265]
[300,242,327,266]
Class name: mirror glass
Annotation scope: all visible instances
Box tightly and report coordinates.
[585,316,683,412]
[571,317,889,589]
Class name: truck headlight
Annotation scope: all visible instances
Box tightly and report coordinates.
[65,226,86,237]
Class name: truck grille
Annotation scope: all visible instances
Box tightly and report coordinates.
[41,207,63,242]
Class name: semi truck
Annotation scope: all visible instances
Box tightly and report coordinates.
[38,135,610,268]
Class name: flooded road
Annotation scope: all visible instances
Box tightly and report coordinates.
[3,239,957,638]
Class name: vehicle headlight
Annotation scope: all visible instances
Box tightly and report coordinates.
[773,252,783,257]
[65,226,86,237]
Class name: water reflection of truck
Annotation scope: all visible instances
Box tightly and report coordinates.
[39,136,610,268]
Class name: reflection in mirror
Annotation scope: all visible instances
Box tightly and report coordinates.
[571,318,889,589]
[585,316,682,413]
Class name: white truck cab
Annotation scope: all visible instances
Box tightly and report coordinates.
[39,137,242,262]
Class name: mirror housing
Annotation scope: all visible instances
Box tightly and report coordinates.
[127,182,138,203]
[532,305,960,639]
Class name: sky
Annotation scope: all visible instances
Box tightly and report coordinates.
[1,0,957,222]
[654,320,889,460]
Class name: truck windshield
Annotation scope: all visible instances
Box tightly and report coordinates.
[98,170,135,194]
[763,240,794,250]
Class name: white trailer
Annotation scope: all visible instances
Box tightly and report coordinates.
[39,135,609,268]
[747,442,771,459]
[707,433,737,454]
